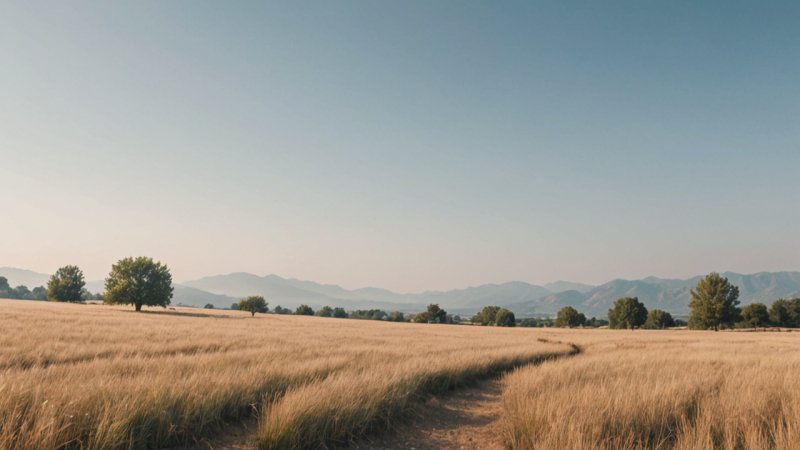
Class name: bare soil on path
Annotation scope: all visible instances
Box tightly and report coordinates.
[353,379,507,450]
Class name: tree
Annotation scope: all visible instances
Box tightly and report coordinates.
[204,303,215,309]
[296,304,314,315]
[495,308,516,327]
[332,307,348,318]
[273,305,290,314]
[387,311,405,322]
[473,306,501,325]
[0,276,11,298]
[644,309,675,329]
[608,297,648,330]
[47,265,86,302]
[688,273,740,331]
[104,257,173,312]
[238,296,268,317]
[769,298,800,327]
[230,302,239,310]
[741,303,769,328]
[317,306,333,317]
[426,304,447,324]
[31,286,47,300]
[554,306,586,327]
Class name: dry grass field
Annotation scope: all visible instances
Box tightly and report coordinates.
[0,300,571,449]
[3,300,800,450]
[502,328,800,450]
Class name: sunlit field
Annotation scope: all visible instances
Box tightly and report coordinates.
[0,300,571,449]
[502,328,800,450]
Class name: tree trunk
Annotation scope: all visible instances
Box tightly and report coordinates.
[251,311,255,317]
[135,303,142,312]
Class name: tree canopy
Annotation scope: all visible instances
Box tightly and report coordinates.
[104,257,173,311]
[554,306,586,328]
[644,309,675,329]
[47,265,86,302]
[688,273,740,331]
[295,304,314,315]
[741,303,769,328]
[239,296,268,317]
[473,306,501,325]
[494,308,516,327]
[608,297,648,330]
[769,298,800,327]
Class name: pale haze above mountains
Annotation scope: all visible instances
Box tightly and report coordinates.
[3,267,800,317]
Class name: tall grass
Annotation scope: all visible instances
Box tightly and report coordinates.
[0,300,570,449]
[502,329,800,450]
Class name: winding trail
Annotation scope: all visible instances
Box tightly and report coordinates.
[354,342,581,450]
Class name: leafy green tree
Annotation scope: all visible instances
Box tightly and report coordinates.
[426,304,447,324]
[31,286,47,300]
[295,304,314,315]
[473,306,501,325]
[688,273,740,331]
[554,306,586,328]
[317,306,333,317]
[204,303,215,309]
[230,302,239,310]
[104,257,173,312]
[495,308,516,327]
[47,265,86,302]
[273,305,290,314]
[741,302,769,328]
[608,297,648,330]
[238,296,268,317]
[13,285,31,299]
[769,298,800,327]
[332,307,348,318]
[644,309,675,329]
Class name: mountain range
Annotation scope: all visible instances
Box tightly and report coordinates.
[3,267,800,317]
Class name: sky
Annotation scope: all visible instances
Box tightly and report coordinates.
[1,1,799,292]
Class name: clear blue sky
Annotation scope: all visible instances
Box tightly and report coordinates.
[1,1,798,291]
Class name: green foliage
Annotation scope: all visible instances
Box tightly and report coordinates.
[473,306,501,325]
[273,305,291,314]
[643,309,675,329]
[688,273,740,331]
[494,308,516,327]
[517,317,553,327]
[740,302,769,328]
[230,302,239,310]
[317,306,334,317]
[585,317,609,328]
[387,311,405,322]
[0,276,10,296]
[769,298,800,327]
[608,297,648,330]
[426,304,447,324]
[47,265,86,302]
[350,309,387,320]
[104,257,173,311]
[204,303,215,309]
[295,304,314,315]
[239,296,268,317]
[554,306,586,328]
[332,307,348,318]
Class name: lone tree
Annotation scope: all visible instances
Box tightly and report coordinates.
[688,273,740,331]
[104,257,173,312]
[608,297,648,330]
[295,304,314,315]
[238,296,268,317]
[741,303,769,328]
[47,265,86,302]
[644,309,675,329]
[494,308,516,327]
[554,306,586,328]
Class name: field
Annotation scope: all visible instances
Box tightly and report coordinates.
[1,300,799,449]
[0,300,571,449]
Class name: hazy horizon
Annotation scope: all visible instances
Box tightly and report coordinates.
[3,2,799,292]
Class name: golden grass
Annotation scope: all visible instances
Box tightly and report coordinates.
[0,300,571,449]
[502,329,800,450]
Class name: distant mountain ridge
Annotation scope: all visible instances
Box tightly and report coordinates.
[3,267,800,317]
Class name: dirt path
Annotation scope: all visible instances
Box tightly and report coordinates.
[353,379,508,450]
